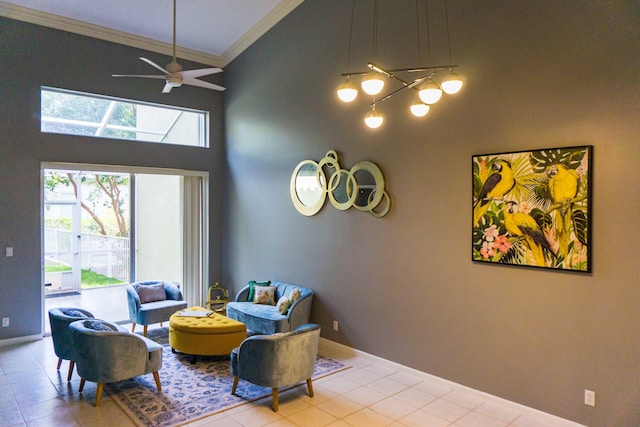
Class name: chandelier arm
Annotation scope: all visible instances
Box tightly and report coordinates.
[370,78,424,107]
[341,64,459,77]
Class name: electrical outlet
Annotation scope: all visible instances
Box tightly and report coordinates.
[332,320,339,331]
[1,317,9,327]
[584,389,596,407]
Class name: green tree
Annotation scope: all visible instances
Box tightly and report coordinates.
[44,171,129,237]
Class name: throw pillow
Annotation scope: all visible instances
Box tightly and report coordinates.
[84,320,114,331]
[138,283,166,303]
[61,309,87,318]
[253,286,276,305]
[289,287,301,303]
[276,296,292,314]
[247,280,271,302]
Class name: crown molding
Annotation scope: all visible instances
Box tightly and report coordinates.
[220,0,304,66]
[0,1,223,67]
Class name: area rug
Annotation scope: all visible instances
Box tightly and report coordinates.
[105,328,350,427]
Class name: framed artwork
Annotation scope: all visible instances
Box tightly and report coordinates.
[472,145,592,272]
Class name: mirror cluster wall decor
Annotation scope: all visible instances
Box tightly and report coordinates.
[290,150,391,217]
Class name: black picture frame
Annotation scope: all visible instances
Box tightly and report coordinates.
[472,145,592,272]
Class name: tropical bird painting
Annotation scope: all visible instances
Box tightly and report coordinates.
[546,163,580,260]
[472,146,591,272]
[473,159,516,226]
[503,201,555,267]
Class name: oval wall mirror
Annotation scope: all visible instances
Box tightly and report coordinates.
[290,160,326,216]
[351,161,385,212]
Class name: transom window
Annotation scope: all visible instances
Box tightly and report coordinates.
[40,87,209,147]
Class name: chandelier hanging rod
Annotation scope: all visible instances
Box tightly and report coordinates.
[340,62,459,77]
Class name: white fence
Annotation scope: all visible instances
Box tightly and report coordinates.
[44,229,130,282]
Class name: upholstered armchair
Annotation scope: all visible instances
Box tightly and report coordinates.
[230,323,321,411]
[126,280,188,336]
[48,307,95,381]
[69,318,163,406]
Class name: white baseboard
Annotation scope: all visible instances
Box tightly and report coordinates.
[0,334,42,347]
[319,337,584,427]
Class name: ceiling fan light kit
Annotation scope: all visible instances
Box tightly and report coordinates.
[336,0,464,129]
[112,0,225,94]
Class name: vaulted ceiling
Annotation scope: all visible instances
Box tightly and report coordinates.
[0,0,303,67]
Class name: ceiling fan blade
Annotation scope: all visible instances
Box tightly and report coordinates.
[140,57,171,75]
[112,74,166,79]
[181,68,223,79]
[162,83,174,94]
[183,78,226,92]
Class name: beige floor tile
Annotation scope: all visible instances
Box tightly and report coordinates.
[398,408,451,427]
[316,395,363,419]
[370,396,420,420]
[286,406,338,427]
[423,397,471,423]
[343,407,395,427]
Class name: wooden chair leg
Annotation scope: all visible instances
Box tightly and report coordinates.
[131,323,136,333]
[153,371,162,392]
[231,376,239,395]
[272,388,279,412]
[143,325,148,337]
[306,378,314,397]
[95,383,104,407]
[67,361,75,381]
[79,378,86,392]
[56,358,63,370]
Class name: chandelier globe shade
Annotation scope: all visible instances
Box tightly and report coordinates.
[418,79,443,105]
[410,101,430,117]
[364,108,384,128]
[337,81,359,102]
[441,70,463,94]
[361,71,385,96]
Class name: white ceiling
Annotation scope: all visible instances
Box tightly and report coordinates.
[0,0,303,67]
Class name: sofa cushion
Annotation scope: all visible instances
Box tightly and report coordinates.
[138,283,166,303]
[247,280,271,302]
[226,302,289,335]
[276,296,292,314]
[289,288,301,303]
[253,286,276,305]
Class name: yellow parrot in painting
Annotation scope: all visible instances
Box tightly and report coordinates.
[473,159,516,225]
[546,163,580,260]
[503,201,555,267]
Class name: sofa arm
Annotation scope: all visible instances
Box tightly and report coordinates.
[234,286,251,302]
[164,281,183,301]
[287,292,313,330]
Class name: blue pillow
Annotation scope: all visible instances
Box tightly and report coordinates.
[247,280,271,301]
[84,320,114,331]
[61,309,86,318]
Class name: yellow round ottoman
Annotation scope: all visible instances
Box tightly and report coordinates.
[169,306,246,362]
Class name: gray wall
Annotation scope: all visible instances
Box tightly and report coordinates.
[223,1,640,425]
[0,18,225,336]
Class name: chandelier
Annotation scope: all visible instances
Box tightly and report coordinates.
[336,0,464,129]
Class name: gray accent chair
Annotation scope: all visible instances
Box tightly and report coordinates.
[48,307,95,381]
[230,323,321,412]
[69,318,163,406]
[126,280,188,336]
[226,281,313,334]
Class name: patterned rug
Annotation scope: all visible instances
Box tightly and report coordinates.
[105,328,349,427]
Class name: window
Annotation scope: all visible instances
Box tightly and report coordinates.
[40,87,209,147]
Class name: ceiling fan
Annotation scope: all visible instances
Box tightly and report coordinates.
[112,0,225,93]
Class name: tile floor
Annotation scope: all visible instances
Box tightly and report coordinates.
[0,327,584,427]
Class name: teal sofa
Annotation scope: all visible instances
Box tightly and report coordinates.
[226,281,313,334]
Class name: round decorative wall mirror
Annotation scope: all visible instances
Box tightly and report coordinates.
[290,160,326,216]
[290,150,391,217]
